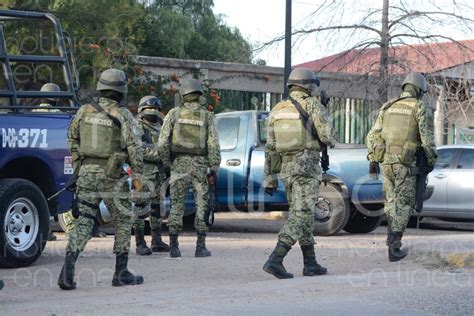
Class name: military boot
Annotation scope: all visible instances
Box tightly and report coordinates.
[169,234,181,258]
[195,233,211,257]
[388,232,408,262]
[135,227,152,256]
[111,253,144,286]
[151,230,170,252]
[263,241,294,279]
[301,244,327,276]
[58,251,79,290]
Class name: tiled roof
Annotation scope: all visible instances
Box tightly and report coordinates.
[296,40,474,75]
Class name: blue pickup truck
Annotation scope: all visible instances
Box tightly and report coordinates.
[0,10,79,268]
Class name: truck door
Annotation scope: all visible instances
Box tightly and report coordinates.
[216,114,249,208]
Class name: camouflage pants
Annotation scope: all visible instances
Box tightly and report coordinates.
[168,160,209,235]
[66,164,134,253]
[133,171,164,239]
[382,163,416,233]
[133,215,163,240]
[278,175,318,246]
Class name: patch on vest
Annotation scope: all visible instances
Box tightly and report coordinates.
[387,108,412,115]
[85,116,113,127]
[177,118,204,126]
[274,112,300,120]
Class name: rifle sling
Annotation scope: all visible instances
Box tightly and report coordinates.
[288,96,321,143]
[89,102,122,128]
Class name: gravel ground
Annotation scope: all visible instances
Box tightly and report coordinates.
[1,213,473,315]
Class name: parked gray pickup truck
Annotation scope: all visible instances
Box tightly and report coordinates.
[213,110,384,235]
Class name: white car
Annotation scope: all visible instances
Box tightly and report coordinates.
[422,145,474,220]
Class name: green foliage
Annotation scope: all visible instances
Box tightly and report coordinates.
[2,0,253,104]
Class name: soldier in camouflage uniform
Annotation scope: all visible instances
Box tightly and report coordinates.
[58,69,144,290]
[263,68,335,279]
[367,72,437,262]
[158,78,221,258]
[133,95,170,255]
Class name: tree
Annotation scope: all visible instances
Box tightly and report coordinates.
[257,0,474,104]
[257,0,474,143]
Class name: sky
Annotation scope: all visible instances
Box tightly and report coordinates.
[213,0,473,67]
[213,0,317,67]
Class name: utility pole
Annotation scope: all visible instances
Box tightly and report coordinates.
[378,0,389,104]
[284,0,292,98]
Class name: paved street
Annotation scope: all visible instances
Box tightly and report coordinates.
[1,213,473,315]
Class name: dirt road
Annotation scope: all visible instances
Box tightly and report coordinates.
[1,213,473,315]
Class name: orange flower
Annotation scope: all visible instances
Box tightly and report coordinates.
[88,44,100,49]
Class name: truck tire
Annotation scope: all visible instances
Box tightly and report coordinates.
[313,183,350,236]
[343,205,384,234]
[0,179,49,268]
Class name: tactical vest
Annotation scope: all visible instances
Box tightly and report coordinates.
[381,98,421,165]
[142,123,161,163]
[171,107,208,155]
[79,104,122,158]
[273,100,318,153]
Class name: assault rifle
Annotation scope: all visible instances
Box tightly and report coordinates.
[206,169,217,226]
[319,90,330,185]
[414,148,430,229]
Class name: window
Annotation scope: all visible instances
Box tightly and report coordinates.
[457,149,474,169]
[434,148,457,169]
[216,117,240,150]
[258,113,268,143]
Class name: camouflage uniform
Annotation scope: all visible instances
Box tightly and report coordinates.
[66,97,143,254]
[158,81,221,258]
[133,115,168,253]
[367,91,437,233]
[367,73,437,262]
[264,90,335,246]
[263,68,334,279]
[158,103,221,235]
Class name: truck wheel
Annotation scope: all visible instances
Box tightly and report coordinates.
[313,183,350,236]
[343,205,383,234]
[0,179,49,268]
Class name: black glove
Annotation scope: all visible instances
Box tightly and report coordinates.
[264,187,276,196]
[369,161,380,180]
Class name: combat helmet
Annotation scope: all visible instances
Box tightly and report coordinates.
[179,78,204,96]
[40,83,60,102]
[402,72,427,93]
[96,68,128,94]
[138,95,162,113]
[286,68,320,92]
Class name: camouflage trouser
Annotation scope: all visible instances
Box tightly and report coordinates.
[66,164,134,253]
[168,160,209,235]
[278,175,318,246]
[382,163,416,233]
[134,215,163,239]
[133,171,164,239]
